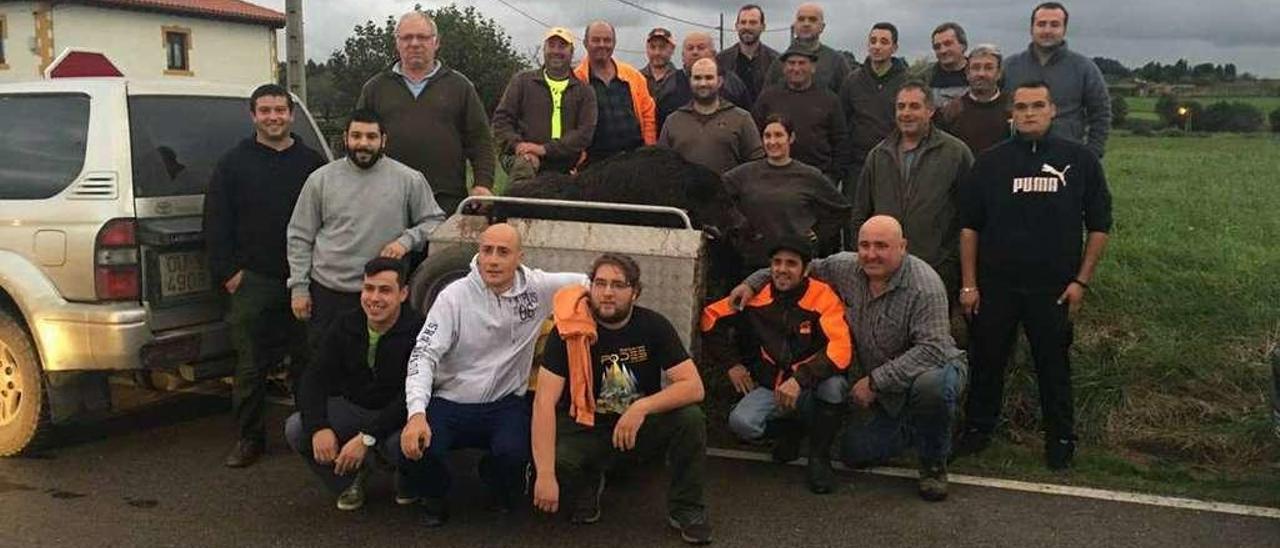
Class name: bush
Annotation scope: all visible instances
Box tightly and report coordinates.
[1270,107,1280,133]
[1125,118,1157,136]
[1197,101,1264,133]
[1155,95,1203,129]
[1111,95,1129,127]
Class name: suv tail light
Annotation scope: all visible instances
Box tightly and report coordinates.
[95,218,140,300]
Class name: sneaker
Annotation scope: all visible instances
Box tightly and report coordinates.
[1046,438,1076,471]
[667,515,713,545]
[949,428,991,462]
[394,472,420,506]
[917,462,949,502]
[336,468,368,511]
[223,439,264,468]
[421,497,449,528]
[569,473,606,525]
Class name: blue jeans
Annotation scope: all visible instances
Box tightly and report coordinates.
[401,394,531,499]
[841,360,967,466]
[283,397,405,494]
[728,375,849,441]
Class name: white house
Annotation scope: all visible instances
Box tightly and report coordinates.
[0,0,284,85]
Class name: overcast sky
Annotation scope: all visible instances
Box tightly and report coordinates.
[257,0,1280,77]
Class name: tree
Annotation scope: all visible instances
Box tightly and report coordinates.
[1155,94,1202,129]
[326,3,529,117]
[1111,95,1129,127]
[1269,108,1280,133]
[1092,57,1130,79]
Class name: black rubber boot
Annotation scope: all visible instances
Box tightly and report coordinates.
[806,401,844,494]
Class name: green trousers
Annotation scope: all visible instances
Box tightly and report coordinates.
[555,405,708,524]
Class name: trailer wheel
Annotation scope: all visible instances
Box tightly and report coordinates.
[409,243,478,315]
[0,310,50,456]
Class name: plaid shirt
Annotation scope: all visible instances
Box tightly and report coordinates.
[747,252,962,415]
[587,73,643,158]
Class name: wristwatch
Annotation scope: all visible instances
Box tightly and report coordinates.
[360,433,376,447]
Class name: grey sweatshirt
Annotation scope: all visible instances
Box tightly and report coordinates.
[1002,42,1111,158]
[287,157,445,296]
[405,257,587,415]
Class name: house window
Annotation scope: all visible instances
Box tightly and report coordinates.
[162,26,192,75]
[0,15,9,69]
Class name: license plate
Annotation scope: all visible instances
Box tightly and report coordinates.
[158,251,210,298]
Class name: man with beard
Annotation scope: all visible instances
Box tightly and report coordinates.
[356,11,495,215]
[701,237,852,495]
[284,257,423,511]
[658,58,763,174]
[938,45,1012,155]
[753,46,848,184]
[533,253,711,545]
[287,109,445,359]
[728,216,968,502]
[401,223,587,526]
[839,22,911,202]
[717,4,779,106]
[492,27,598,181]
[574,20,657,164]
[852,82,973,312]
[917,22,970,111]
[765,3,853,95]
[656,32,753,131]
[1001,2,1111,157]
[205,84,326,468]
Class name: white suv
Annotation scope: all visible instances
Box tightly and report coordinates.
[0,73,330,455]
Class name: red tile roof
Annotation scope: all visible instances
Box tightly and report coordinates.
[78,0,286,28]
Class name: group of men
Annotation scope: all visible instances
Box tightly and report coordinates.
[200,1,1115,544]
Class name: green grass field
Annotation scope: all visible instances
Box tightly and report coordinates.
[1127,95,1280,123]
[947,133,1280,505]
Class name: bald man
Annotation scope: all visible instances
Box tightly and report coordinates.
[764,3,854,95]
[656,32,753,131]
[658,58,763,174]
[401,223,588,526]
[730,215,966,501]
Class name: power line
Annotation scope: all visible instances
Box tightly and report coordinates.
[490,0,551,28]
[606,0,718,30]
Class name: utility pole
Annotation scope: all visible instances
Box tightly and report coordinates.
[285,0,306,104]
[719,12,725,51]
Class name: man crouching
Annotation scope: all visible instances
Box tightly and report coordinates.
[700,235,852,494]
[532,253,712,545]
[284,257,422,510]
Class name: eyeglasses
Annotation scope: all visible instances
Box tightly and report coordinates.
[591,279,632,291]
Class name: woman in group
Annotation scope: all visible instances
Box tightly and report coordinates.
[723,114,852,271]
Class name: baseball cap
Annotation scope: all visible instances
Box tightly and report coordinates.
[768,234,815,265]
[544,27,575,46]
[779,44,819,62]
[647,27,675,45]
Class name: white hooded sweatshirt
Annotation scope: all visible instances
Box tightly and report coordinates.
[405,257,587,417]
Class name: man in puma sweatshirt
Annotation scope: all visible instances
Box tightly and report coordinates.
[400,223,587,526]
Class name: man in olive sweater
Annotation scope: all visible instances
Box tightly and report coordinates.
[752,46,848,184]
[356,11,495,215]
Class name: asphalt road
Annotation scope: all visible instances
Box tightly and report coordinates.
[1,390,1276,548]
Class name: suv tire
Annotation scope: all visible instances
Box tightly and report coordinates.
[0,310,50,456]
[409,243,478,315]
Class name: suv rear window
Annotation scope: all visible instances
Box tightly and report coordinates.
[128,95,326,198]
[0,93,90,199]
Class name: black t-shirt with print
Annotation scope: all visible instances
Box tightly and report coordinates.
[543,306,690,416]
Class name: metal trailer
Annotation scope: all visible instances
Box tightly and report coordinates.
[410,197,709,351]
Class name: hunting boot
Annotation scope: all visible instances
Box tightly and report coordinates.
[805,401,844,494]
[770,416,804,464]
